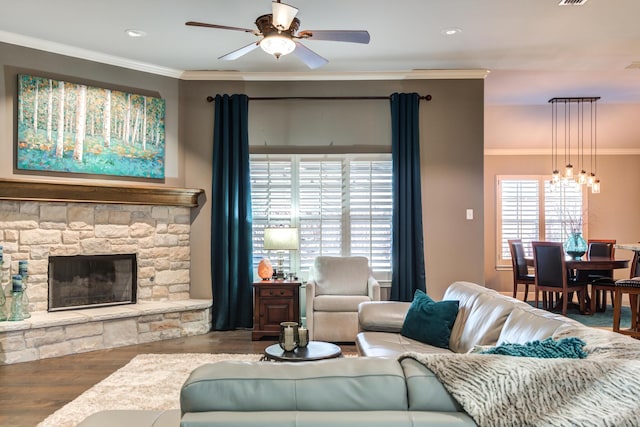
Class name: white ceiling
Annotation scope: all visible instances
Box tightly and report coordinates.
[1,0,640,148]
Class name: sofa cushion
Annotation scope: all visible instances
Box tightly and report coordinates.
[181,358,408,413]
[400,358,464,412]
[400,290,459,349]
[444,281,513,353]
[498,305,579,344]
[356,331,454,357]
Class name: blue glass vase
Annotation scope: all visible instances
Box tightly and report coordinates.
[564,232,587,260]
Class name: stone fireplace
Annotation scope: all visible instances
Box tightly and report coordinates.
[0,179,210,365]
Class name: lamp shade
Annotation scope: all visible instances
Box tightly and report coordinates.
[264,227,299,250]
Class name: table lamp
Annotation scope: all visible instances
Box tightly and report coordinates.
[263,227,299,280]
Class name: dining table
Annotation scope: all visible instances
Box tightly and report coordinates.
[525,255,630,314]
[525,255,629,270]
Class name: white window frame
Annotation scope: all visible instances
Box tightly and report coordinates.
[250,153,392,281]
[496,175,588,268]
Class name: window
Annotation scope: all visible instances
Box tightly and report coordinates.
[251,154,392,279]
[496,176,586,266]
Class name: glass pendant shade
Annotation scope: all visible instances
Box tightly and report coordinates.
[578,170,587,185]
[260,35,296,58]
[564,164,573,179]
[591,180,601,194]
[551,170,560,184]
[587,173,596,187]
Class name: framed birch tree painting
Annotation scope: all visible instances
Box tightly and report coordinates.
[16,74,166,179]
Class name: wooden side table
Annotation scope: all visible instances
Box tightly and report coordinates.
[252,280,301,341]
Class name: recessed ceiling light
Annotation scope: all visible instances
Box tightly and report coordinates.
[441,28,462,36]
[125,29,147,38]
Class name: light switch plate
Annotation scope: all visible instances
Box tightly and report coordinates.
[466,209,474,220]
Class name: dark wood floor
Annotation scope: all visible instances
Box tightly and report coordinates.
[0,330,357,427]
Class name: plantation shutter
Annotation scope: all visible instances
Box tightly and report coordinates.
[544,180,583,241]
[349,160,393,271]
[298,160,343,271]
[498,179,539,260]
[250,160,293,269]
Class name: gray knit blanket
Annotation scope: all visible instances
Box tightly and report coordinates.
[399,326,640,427]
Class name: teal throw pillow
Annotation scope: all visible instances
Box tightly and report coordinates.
[400,289,459,349]
[479,337,587,359]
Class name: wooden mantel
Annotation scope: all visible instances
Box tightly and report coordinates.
[0,178,204,207]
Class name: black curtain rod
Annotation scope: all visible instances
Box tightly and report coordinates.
[206,95,432,102]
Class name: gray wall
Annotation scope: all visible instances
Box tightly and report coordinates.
[0,42,182,185]
[0,41,485,303]
[181,79,485,300]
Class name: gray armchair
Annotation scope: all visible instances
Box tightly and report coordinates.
[306,256,380,342]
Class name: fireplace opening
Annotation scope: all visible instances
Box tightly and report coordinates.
[48,254,137,312]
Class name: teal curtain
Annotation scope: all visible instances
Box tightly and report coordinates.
[211,94,253,330]
[390,92,426,301]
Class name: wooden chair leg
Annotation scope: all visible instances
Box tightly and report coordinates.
[613,289,623,333]
[578,289,585,314]
[523,284,529,303]
[590,288,597,315]
[630,294,639,332]
[562,291,568,316]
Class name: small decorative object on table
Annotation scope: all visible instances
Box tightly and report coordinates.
[0,246,6,321]
[9,275,25,321]
[297,326,308,348]
[257,258,273,281]
[279,321,299,351]
[564,231,588,260]
[18,260,30,319]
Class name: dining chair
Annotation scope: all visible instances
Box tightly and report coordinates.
[613,250,640,339]
[508,239,535,302]
[584,239,616,313]
[532,241,587,316]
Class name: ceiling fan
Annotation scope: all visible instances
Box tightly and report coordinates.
[185,0,370,69]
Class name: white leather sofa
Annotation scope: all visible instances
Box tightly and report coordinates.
[356,280,584,357]
[305,256,380,342]
[79,281,640,427]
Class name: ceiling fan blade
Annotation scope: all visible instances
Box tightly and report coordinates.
[293,42,328,69]
[218,41,261,61]
[298,30,370,44]
[186,21,258,35]
[272,2,299,30]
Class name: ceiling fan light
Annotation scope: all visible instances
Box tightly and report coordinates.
[260,34,296,58]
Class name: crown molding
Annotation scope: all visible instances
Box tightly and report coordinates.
[0,29,490,82]
[1,30,490,82]
[0,30,183,78]
[179,69,491,81]
[485,148,640,156]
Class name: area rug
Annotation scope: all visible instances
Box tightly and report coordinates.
[37,353,262,427]
[528,302,631,328]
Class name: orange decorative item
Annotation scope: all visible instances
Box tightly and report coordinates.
[258,258,274,280]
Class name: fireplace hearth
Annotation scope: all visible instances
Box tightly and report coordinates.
[48,254,137,312]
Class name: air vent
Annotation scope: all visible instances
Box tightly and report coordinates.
[559,0,589,5]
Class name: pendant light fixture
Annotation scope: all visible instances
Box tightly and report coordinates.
[549,97,601,193]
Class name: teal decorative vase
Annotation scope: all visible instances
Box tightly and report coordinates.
[9,275,25,321]
[564,232,587,260]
